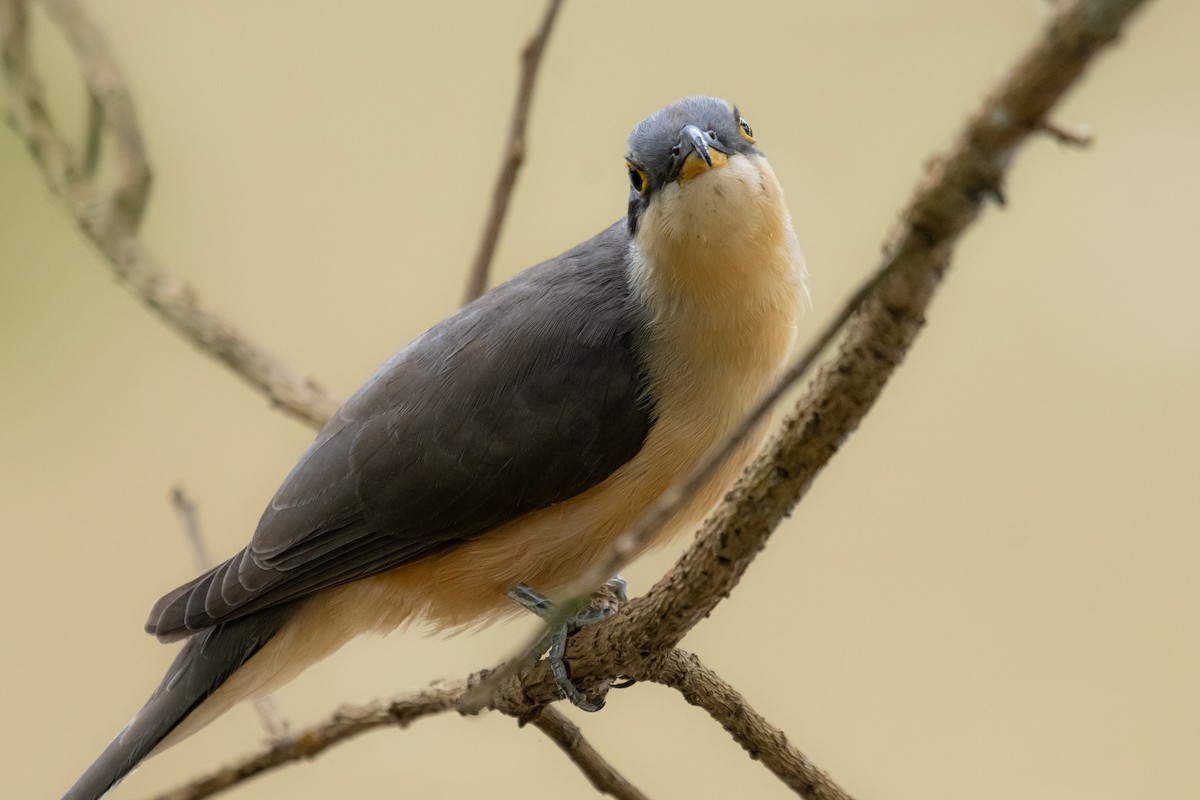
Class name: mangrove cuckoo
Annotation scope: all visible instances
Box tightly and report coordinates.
[64,96,805,799]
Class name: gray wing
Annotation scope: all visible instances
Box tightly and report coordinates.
[147,222,652,641]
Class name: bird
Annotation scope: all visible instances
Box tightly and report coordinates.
[63,95,805,800]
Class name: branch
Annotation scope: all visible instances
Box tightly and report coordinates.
[169,486,213,575]
[144,676,652,800]
[460,0,563,305]
[526,706,651,800]
[648,650,849,800]
[0,0,340,428]
[144,679,468,800]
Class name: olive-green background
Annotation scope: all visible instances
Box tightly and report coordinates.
[3,2,1197,798]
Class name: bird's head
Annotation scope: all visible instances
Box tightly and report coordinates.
[623,96,801,301]
[624,96,766,237]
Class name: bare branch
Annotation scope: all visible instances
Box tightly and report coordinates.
[144,680,469,800]
[146,676,648,800]
[526,707,651,800]
[169,486,212,573]
[647,650,851,800]
[461,0,563,305]
[0,0,340,428]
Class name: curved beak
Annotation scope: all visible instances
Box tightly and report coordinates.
[677,124,729,184]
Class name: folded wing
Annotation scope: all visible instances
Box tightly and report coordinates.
[146,223,653,641]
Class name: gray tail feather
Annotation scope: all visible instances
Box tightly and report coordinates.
[62,603,295,800]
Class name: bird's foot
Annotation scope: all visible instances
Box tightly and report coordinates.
[507,576,628,712]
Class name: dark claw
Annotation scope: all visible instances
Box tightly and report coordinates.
[549,624,603,712]
[507,577,630,712]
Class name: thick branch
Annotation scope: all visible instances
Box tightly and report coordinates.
[461,0,563,305]
[0,0,340,428]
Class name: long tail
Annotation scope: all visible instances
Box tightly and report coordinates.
[62,604,294,800]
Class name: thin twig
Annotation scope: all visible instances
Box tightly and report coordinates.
[526,707,651,800]
[463,0,1153,712]
[1037,118,1094,147]
[461,0,563,305]
[169,486,212,574]
[168,486,289,740]
[646,650,851,800]
[0,0,340,428]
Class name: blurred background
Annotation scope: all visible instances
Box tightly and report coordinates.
[2,1,1198,798]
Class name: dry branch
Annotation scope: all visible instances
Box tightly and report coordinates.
[145,680,468,800]
[144,675,651,800]
[461,0,563,305]
[0,0,340,428]
[650,650,849,800]
[526,707,651,800]
[169,486,212,575]
[144,651,812,800]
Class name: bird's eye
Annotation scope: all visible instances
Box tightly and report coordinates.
[627,163,649,197]
[738,117,755,143]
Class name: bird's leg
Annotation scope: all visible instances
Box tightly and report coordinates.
[507,576,628,712]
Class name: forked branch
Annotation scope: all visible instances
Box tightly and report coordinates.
[0,0,340,428]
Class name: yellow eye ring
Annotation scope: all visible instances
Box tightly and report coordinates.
[738,117,755,143]
[627,162,650,197]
